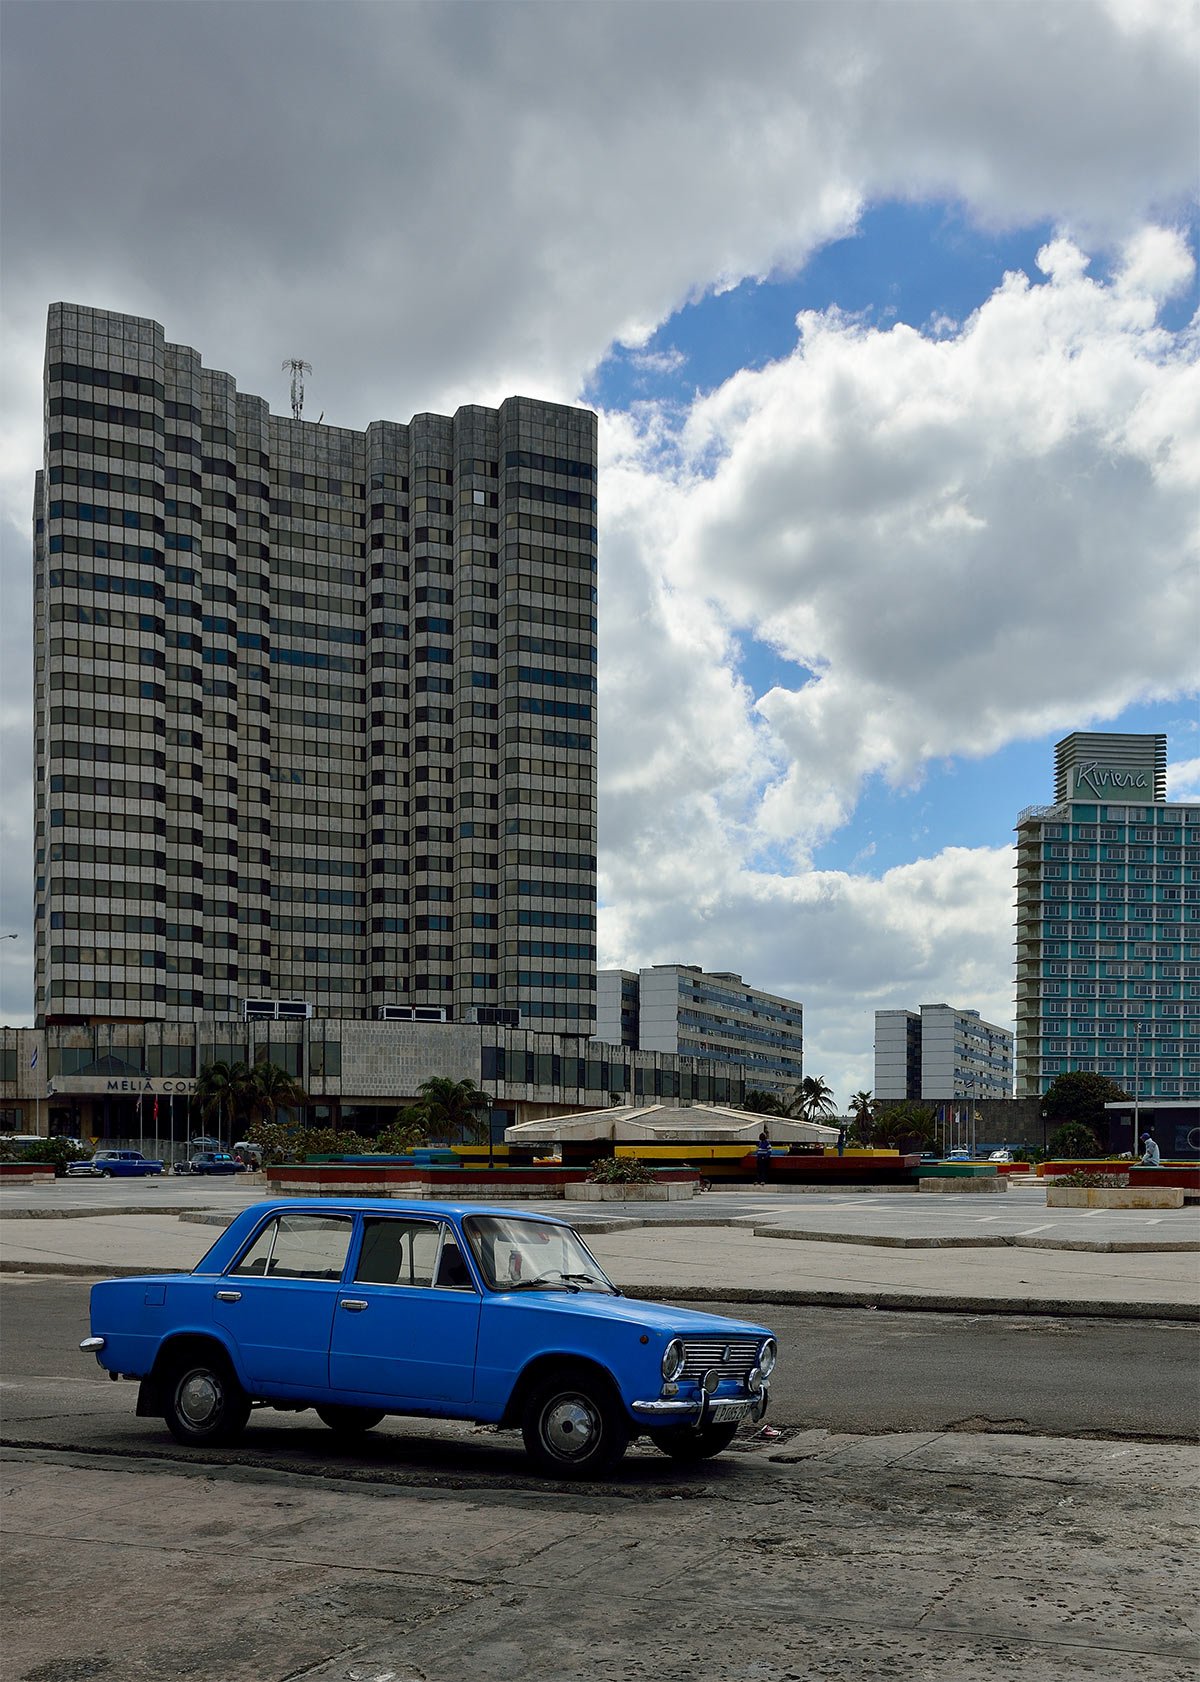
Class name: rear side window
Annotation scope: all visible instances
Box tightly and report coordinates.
[354,1218,475,1291]
[231,1214,352,1282]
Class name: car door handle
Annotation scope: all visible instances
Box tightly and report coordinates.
[340,1299,369,1312]
[215,1290,242,1302]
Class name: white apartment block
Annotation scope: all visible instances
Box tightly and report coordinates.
[874,1004,1013,1102]
[34,304,597,1034]
[595,964,804,1101]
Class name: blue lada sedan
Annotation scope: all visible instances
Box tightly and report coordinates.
[81,1199,777,1477]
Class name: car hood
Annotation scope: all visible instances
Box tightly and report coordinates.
[491,1287,772,1340]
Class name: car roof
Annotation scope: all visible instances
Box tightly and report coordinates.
[245,1197,571,1223]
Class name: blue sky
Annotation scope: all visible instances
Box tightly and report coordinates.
[590,199,1199,887]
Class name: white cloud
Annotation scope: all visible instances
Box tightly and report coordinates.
[631,233,1198,854]
[596,235,1197,1096]
[1167,756,1200,803]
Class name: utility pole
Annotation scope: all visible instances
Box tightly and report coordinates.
[282,358,312,421]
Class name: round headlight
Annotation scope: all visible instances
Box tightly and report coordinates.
[661,1337,685,1382]
[758,1338,777,1378]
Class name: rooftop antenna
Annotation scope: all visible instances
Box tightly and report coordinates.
[282,358,312,421]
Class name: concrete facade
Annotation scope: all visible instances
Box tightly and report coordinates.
[1015,732,1200,1100]
[594,964,804,1101]
[35,303,597,1036]
[0,1019,750,1141]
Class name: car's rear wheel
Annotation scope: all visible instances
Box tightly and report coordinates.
[315,1405,386,1435]
[648,1419,740,1462]
[521,1365,629,1478]
[162,1350,250,1447]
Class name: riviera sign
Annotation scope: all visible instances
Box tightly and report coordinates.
[1070,763,1151,798]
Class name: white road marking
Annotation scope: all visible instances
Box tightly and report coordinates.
[1015,1225,1054,1235]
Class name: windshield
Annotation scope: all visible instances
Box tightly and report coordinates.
[463,1215,619,1294]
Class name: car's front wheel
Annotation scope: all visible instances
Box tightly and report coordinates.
[521,1365,629,1478]
[315,1405,386,1436]
[162,1350,251,1447]
[648,1419,740,1462]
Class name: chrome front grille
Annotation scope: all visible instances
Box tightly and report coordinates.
[680,1337,760,1380]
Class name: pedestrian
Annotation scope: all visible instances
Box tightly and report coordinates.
[1140,1133,1162,1168]
[755,1128,772,1184]
[836,1127,847,1158]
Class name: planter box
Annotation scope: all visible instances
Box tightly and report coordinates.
[0,1163,55,1182]
[566,1181,695,1201]
[1046,1186,1185,1209]
[919,1175,1009,1194]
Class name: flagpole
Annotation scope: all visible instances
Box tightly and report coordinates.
[138,1090,144,1155]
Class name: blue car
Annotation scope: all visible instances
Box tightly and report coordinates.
[81,1198,777,1478]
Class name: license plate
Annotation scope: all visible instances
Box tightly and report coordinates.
[710,1400,753,1423]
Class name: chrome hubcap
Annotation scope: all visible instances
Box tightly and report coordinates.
[542,1395,598,1460]
[177,1370,221,1428]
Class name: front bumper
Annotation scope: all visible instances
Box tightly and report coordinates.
[631,1385,769,1425]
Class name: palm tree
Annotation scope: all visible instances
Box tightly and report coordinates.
[787,1075,837,1123]
[743,1089,786,1116]
[417,1076,492,1143]
[192,1060,253,1143]
[847,1090,874,1140]
[248,1061,307,1126]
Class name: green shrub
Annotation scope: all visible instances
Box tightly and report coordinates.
[1051,1170,1129,1189]
[0,1136,89,1177]
[587,1155,656,1185]
[1047,1122,1104,1159]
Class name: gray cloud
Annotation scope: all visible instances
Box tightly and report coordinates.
[1,0,1196,1036]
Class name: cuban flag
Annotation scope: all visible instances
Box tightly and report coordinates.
[30,1047,37,1070]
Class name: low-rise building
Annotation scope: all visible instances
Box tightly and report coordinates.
[0,1018,749,1146]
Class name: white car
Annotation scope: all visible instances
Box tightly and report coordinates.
[988,1149,1013,1163]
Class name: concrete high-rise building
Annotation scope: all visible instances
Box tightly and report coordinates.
[595,964,804,1101]
[34,303,597,1032]
[874,1004,1012,1102]
[1014,732,1200,1100]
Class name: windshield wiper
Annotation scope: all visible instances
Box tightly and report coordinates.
[504,1276,579,1292]
[559,1272,618,1293]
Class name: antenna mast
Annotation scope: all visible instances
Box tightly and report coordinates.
[282,358,312,421]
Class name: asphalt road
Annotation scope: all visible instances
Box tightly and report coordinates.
[2,1278,1197,1452]
[4,1279,1199,1682]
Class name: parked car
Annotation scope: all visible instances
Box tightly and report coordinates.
[80,1198,777,1478]
[178,1151,244,1176]
[231,1140,263,1168]
[88,1150,164,1178]
[65,1155,102,1176]
[988,1149,1013,1164]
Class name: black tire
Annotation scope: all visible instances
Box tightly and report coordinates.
[648,1420,740,1462]
[315,1404,386,1435]
[162,1349,251,1447]
[521,1366,629,1478]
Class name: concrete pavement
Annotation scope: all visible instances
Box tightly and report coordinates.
[2,1179,1198,1318]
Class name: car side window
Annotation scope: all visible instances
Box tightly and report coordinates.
[231,1214,352,1282]
[354,1218,475,1290]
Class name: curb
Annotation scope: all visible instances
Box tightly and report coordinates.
[3,1257,1196,1321]
[620,1284,1200,1322]
[753,1226,1200,1255]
